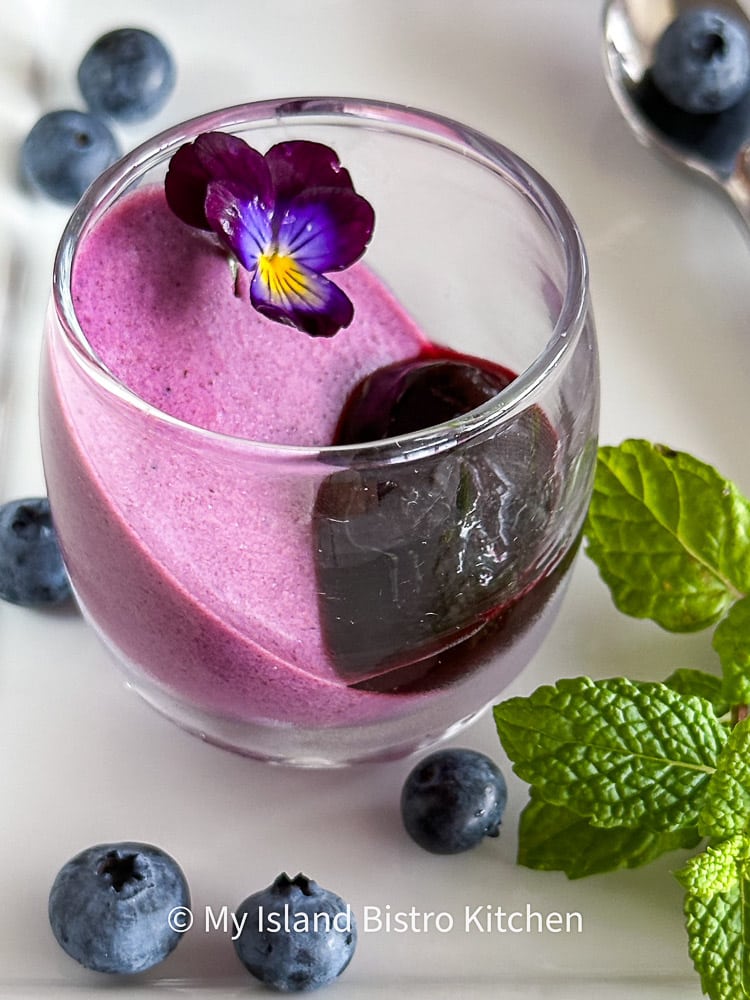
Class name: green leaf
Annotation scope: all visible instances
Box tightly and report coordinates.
[676,837,750,1000]
[683,886,750,1000]
[584,440,750,631]
[518,794,700,879]
[713,597,750,706]
[700,719,750,840]
[675,836,749,898]
[493,676,726,831]
[664,668,730,719]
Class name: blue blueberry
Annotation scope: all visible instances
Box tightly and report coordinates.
[48,842,190,974]
[21,110,120,204]
[234,873,356,992]
[0,497,72,607]
[401,748,508,854]
[78,28,176,123]
[652,8,750,113]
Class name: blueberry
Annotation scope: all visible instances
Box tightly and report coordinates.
[0,497,72,606]
[78,28,176,123]
[48,841,190,974]
[401,748,508,854]
[234,872,356,992]
[21,110,120,204]
[652,8,750,113]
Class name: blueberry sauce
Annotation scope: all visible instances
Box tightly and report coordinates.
[314,344,568,691]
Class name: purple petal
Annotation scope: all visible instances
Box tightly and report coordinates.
[276,188,375,273]
[250,259,354,338]
[165,132,272,230]
[265,141,355,205]
[164,141,214,229]
[204,180,273,271]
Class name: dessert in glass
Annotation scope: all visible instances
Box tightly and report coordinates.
[39,97,599,766]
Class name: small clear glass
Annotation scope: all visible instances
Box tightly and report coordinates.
[40,97,599,766]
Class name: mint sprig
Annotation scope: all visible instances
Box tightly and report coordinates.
[664,668,731,719]
[494,677,725,831]
[585,440,750,631]
[676,834,750,1000]
[518,794,700,879]
[699,718,750,841]
[494,440,750,1000]
[682,878,750,1000]
[713,597,750,707]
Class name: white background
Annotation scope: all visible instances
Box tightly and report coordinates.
[1,1,749,996]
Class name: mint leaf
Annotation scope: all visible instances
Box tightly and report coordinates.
[518,794,700,879]
[713,597,750,706]
[676,836,749,898]
[676,837,750,1000]
[677,728,750,999]
[664,668,730,719]
[584,440,750,631]
[700,718,750,840]
[683,886,750,1000]
[493,676,726,830]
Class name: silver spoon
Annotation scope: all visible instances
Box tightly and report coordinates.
[602,0,750,230]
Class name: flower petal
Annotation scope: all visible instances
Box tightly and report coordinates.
[165,134,375,337]
[164,141,214,229]
[165,132,272,230]
[276,187,375,273]
[204,180,273,271]
[265,141,355,205]
[250,258,354,338]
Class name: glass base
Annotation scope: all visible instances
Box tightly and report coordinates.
[73,565,571,767]
[123,674,486,767]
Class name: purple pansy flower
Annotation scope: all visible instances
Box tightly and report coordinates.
[164,133,375,338]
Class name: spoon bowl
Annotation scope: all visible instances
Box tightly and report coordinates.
[602,0,750,228]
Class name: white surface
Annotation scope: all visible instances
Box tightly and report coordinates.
[1,1,749,996]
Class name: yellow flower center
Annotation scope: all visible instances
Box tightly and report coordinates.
[257,251,318,304]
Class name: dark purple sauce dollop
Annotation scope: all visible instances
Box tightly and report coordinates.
[314,345,564,691]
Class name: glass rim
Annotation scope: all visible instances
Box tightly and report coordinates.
[51,95,591,464]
